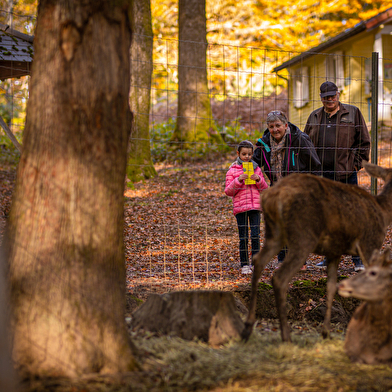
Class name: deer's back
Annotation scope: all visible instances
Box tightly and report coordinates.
[261,174,385,255]
[262,173,377,219]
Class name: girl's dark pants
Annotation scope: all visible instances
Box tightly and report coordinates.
[235,210,260,267]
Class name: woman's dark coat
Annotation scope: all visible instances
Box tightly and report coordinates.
[252,122,321,185]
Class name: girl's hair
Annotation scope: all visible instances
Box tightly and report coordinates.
[266,110,288,124]
[237,140,254,152]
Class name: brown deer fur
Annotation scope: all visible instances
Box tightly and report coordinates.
[338,249,392,364]
[243,163,392,342]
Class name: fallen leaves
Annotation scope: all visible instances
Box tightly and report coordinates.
[124,154,392,295]
[1,151,391,298]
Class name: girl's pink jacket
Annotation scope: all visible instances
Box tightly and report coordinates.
[225,162,268,216]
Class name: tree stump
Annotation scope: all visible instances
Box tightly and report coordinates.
[131,291,245,347]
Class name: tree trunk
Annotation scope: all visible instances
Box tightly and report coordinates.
[131,291,245,348]
[127,0,157,182]
[0,245,17,390]
[7,0,137,377]
[173,0,223,149]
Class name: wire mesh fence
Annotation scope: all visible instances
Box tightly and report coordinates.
[125,36,392,294]
[0,14,392,381]
[1,33,392,296]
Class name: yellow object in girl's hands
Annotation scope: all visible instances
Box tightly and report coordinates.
[243,162,256,185]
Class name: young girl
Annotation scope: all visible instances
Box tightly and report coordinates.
[225,140,268,274]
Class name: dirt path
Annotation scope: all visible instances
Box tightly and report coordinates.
[2,150,392,392]
[2,149,390,298]
[1,150,390,310]
[124,153,391,298]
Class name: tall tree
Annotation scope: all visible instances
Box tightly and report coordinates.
[173,0,223,150]
[151,0,392,97]
[127,0,157,182]
[7,0,137,377]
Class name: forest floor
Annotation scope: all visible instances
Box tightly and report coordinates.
[2,146,392,391]
[124,151,391,297]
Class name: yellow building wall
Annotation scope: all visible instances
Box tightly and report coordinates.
[286,29,381,128]
[382,34,392,101]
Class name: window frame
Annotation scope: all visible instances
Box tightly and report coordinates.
[292,66,309,109]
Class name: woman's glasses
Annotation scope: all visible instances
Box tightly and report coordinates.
[268,110,283,116]
[267,110,286,122]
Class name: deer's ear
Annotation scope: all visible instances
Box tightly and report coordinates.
[363,162,387,181]
[368,248,392,267]
[368,249,382,266]
[380,248,392,268]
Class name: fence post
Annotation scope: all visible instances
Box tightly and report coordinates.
[371,51,379,195]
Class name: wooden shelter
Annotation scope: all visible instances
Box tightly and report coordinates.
[0,23,33,152]
[0,22,33,80]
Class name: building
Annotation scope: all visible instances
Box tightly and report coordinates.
[0,23,33,152]
[0,23,33,80]
[273,8,392,127]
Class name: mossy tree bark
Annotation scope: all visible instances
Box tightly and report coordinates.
[173,0,224,150]
[6,0,137,377]
[0,247,17,390]
[127,0,157,182]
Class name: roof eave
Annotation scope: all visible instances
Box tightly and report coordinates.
[365,8,392,30]
[0,23,34,43]
[273,22,366,72]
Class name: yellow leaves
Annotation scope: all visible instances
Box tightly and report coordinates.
[149,0,392,99]
[4,0,38,34]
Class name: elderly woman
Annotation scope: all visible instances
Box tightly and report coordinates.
[252,110,321,264]
[253,110,321,185]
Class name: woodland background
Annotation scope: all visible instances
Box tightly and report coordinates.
[2,0,392,141]
[0,1,392,391]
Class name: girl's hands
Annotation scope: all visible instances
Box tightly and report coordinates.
[239,173,260,182]
[250,173,260,182]
[238,173,248,182]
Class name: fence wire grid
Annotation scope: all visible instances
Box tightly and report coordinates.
[124,37,392,294]
[1,36,392,296]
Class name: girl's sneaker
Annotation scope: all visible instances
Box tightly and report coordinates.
[241,265,253,274]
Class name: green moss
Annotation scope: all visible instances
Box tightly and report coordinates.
[129,295,144,305]
[126,160,157,183]
[257,281,273,291]
[293,280,313,287]
[337,275,349,281]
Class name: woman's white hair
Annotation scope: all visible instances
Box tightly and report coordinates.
[266,110,288,124]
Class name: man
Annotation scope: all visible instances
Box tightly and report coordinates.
[304,81,371,272]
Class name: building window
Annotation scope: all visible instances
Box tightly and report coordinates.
[325,51,344,90]
[364,58,371,95]
[293,66,309,108]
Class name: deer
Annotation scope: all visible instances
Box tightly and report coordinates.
[242,162,392,342]
[338,248,392,364]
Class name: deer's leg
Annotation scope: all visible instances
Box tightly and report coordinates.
[242,241,280,341]
[322,257,339,339]
[272,246,311,342]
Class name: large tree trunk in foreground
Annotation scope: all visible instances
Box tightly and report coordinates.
[127,0,157,182]
[0,245,17,390]
[7,0,137,377]
[173,0,223,150]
